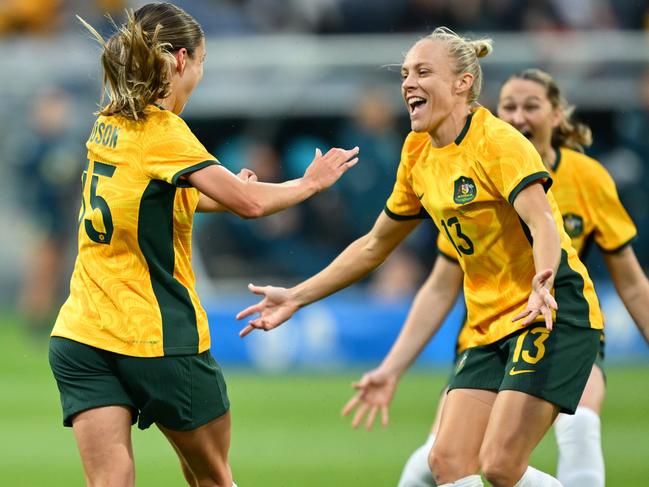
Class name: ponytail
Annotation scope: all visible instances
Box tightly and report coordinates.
[80,3,203,120]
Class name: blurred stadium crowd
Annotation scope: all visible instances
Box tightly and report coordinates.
[1,0,648,325]
[2,0,649,35]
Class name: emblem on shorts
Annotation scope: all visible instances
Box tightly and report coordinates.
[454,351,468,375]
[562,213,584,238]
[509,366,535,376]
[453,176,477,204]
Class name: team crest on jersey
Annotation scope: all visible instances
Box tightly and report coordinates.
[562,213,584,237]
[453,176,477,204]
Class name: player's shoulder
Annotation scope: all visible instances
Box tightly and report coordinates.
[469,107,536,159]
[403,131,430,153]
[399,131,430,168]
[559,147,608,177]
[145,105,190,133]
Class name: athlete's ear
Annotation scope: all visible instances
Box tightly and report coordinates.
[174,48,188,75]
[455,72,474,96]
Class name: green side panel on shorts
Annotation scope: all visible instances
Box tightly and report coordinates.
[138,180,199,355]
[553,249,591,328]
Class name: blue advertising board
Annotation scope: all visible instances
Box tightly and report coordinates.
[206,280,648,371]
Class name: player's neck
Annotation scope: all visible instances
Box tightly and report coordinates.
[537,144,556,171]
[428,105,471,148]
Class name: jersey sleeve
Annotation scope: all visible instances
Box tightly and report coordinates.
[436,233,459,262]
[385,132,430,220]
[142,117,220,187]
[585,163,637,252]
[481,129,552,205]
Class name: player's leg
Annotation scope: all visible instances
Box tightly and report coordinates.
[429,388,496,484]
[554,364,605,487]
[397,387,447,487]
[49,337,138,487]
[430,342,506,486]
[159,411,233,487]
[120,350,233,487]
[72,406,136,486]
[480,324,600,486]
[165,434,199,486]
[479,390,559,487]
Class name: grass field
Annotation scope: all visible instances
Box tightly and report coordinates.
[1,318,648,486]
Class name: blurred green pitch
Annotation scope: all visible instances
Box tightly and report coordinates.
[1,319,647,486]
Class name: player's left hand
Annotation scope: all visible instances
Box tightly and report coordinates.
[237,284,298,337]
[341,367,399,431]
[512,268,558,330]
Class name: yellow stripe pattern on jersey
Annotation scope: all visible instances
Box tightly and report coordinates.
[52,105,219,357]
[386,107,603,351]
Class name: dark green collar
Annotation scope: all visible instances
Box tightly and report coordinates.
[454,112,474,145]
[552,146,562,172]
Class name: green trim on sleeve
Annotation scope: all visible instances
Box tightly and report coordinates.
[508,171,552,205]
[172,160,221,188]
[384,206,431,221]
[599,234,638,254]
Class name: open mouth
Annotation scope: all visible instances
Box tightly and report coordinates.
[407,96,427,116]
[520,129,533,139]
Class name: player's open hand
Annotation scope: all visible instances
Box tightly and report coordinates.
[341,367,399,431]
[304,146,359,192]
[237,284,298,337]
[512,268,558,330]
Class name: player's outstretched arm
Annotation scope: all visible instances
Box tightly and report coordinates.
[196,168,257,212]
[237,212,421,337]
[511,183,560,330]
[341,257,463,431]
[188,147,359,218]
[604,247,649,344]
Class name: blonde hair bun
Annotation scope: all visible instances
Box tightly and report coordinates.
[471,40,493,59]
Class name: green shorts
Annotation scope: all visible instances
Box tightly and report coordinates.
[449,324,601,414]
[49,337,230,430]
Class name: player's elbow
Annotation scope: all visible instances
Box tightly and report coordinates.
[235,201,265,219]
[361,235,390,268]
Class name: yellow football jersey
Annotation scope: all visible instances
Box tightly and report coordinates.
[438,146,637,352]
[551,147,636,256]
[386,107,603,351]
[52,105,219,357]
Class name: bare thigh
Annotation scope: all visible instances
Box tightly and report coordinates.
[577,364,605,414]
[158,411,232,487]
[430,388,497,483]
[429,387,448,436]
[480,390,559,486]
[72,405,135,487]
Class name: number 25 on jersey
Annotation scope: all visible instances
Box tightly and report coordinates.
[79,159,116,245]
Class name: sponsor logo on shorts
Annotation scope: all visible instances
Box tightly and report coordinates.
[509,366,535,376]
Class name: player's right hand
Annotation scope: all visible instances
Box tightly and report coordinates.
[341,367,399,431]
[237,284,299,337]
[304,146,359,192]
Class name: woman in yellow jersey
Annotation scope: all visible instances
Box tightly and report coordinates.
[344,69,649,487]
[237,29,603,487]
[48,4,359,487]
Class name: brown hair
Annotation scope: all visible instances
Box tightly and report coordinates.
[79,3,204,120]
[425,27,493,105]
[508,68,592,151]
